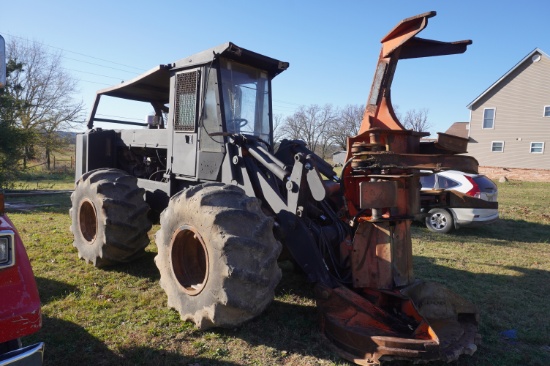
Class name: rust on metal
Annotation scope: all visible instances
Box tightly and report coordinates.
[448,190,498,209]
[320,11,480,365]
[351,221,413,289]
[359,181,398,209]
[434,132,469,154]
[351,151,479,174]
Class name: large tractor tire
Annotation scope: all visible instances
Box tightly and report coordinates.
[70,168,152,267]
[155,183,282,329]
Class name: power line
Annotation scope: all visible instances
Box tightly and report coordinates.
[272,104,299,112]
[273,98,302,106]
[1,32,143,88]
[62,55,142,75]
[45,44,144,72]
[96,113,145,122]
[0,31,145,73]
[65,68,123,81]
[79,79,113,86]
[273,102,299,108]
[1,31,311,116]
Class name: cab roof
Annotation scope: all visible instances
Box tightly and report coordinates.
[95,42,289,104]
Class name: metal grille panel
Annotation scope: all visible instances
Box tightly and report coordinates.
[174,71,199,131]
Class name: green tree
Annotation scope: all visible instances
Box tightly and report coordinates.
[0,60,31,187]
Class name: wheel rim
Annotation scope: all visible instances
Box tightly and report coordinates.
[429,212,447,230]
[170,225,209,296]
[79,199,97,243]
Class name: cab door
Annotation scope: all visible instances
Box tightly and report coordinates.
[169,69,200,177]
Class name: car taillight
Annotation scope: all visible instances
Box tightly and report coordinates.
[464,176,481,198]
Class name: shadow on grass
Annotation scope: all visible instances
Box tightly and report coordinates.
[412,256,550,366]
[458,218,550,243]
[413,218,550,244]
[31,270,336,365]
[103,251,161,281]
[29,259,550,364]
[230,258,550,365]
[203,262,343,364]
[35,277,78,305]
[27,316,242,366]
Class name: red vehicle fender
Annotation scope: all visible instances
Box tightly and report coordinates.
[0,213,42,343]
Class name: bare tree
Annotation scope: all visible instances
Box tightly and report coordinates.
[280,104,337,159]
[272,113,285,144]
[7,39,84,168]
[402,108,431,132]
[393,104,402,122]
[329,104,364,150]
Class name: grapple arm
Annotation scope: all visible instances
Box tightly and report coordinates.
[360,11,472,134]
[318,12,481,365]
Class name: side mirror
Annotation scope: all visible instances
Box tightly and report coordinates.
[0,35,6,88]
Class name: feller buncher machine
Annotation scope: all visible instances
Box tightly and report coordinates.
[71,12,481,365]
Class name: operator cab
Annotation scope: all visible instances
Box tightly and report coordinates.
[78,43,288,190]
[220,58,271,143]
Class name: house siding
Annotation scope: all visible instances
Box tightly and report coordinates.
[467,51,550,169]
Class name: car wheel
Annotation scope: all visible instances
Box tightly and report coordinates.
[425,208,454,234]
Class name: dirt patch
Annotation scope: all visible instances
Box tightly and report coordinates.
[478,167,550,183]
[4,190,72,211]
[5,190,72,196]
[5,202,59,212]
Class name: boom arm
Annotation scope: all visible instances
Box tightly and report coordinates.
[361,11,472,133]
[313,12,481,365]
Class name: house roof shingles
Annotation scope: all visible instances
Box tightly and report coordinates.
[445,122,469,139]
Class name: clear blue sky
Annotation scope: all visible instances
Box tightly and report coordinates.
[2,1,550,136]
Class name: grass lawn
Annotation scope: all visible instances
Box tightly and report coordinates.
[11,170,75,191]
[6,180,550,366]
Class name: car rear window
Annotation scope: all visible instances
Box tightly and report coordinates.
[420,174,435,189]
[438,176,460,189]
[473,175,497,191]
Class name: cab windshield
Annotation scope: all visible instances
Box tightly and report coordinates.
[220,58,271,143]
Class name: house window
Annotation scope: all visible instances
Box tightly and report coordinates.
[544,105,550,117]
[491,141,504,152]
[530,142,544,154]
[483,108,495,129]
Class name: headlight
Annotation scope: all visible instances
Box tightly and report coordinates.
[0,230,15,268]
